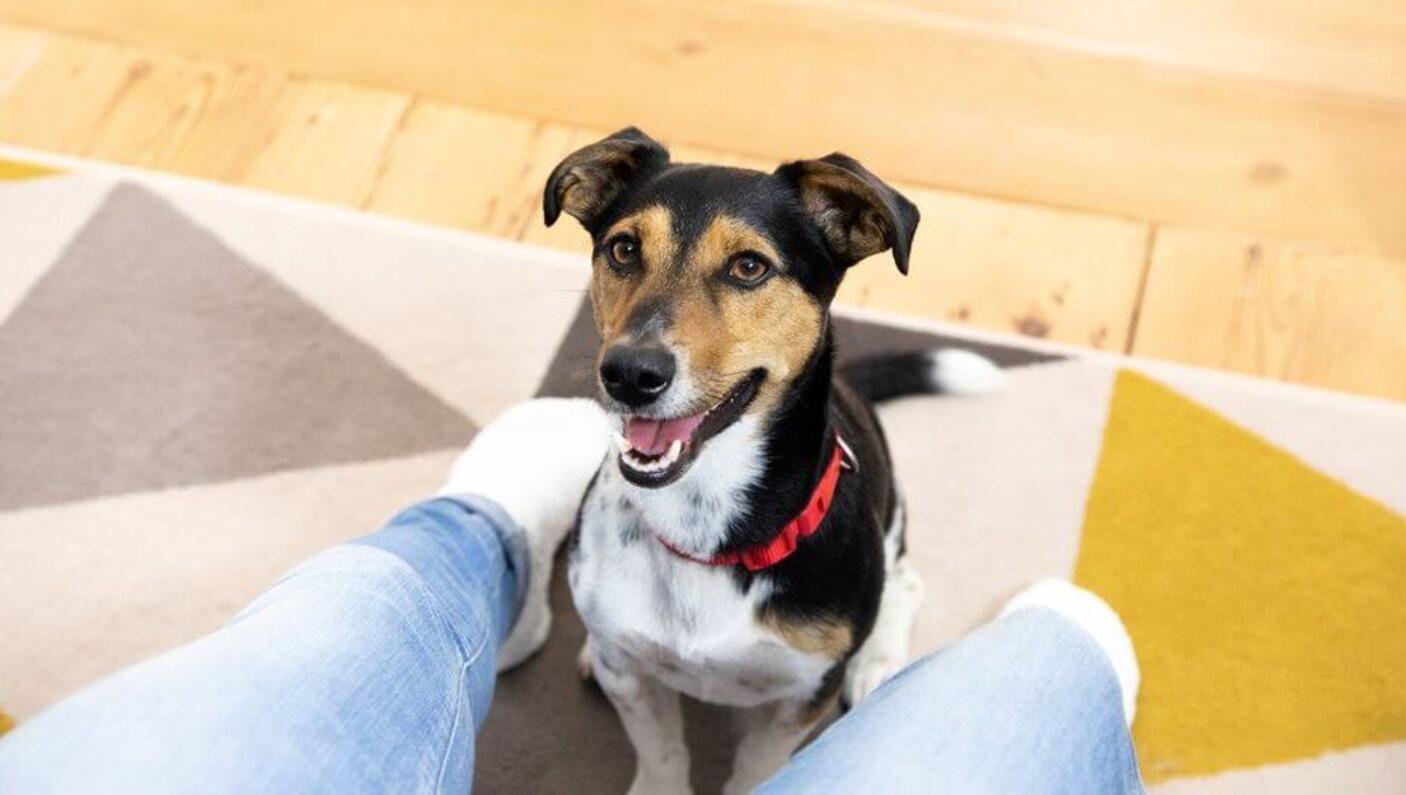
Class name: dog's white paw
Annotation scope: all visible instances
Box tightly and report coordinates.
[627,771,693,795]
[497,607,551,672]
[842,653,904,706]
[577,638,595,682]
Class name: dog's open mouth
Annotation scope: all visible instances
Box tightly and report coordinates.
[614,369,765,488]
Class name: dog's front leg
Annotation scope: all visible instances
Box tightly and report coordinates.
[723,697,826,795]
[588,642,692,795]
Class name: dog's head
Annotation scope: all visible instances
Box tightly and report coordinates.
[545,127,917,488]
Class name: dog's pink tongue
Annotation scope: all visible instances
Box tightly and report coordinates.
[625,413,706,456]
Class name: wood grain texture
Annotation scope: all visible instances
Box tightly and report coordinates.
[74,54,287,178]
[888,0,1406,102]
[0,23,41,94]
[0,35,139,153]
[237,81,409,205]
[1,0,1403,251]
[365,102,602,242]
[1133,229,1406,401]
[0,33,409,206]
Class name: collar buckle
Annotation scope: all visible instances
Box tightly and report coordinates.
[835,434,859,472]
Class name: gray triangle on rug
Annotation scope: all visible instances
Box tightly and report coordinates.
[0,183,472,511]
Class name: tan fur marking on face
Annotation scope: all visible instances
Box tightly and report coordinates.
[759,609,854,660]
[687,214,782,277]
[669,214,823,416]
[591,205,677,342]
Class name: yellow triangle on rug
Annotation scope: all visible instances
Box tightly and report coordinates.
[0,158,61,182]
[1076,370,1406,783]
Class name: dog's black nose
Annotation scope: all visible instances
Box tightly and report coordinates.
[600,344,676,407]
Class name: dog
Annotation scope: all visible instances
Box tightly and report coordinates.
[544,128,1002,794]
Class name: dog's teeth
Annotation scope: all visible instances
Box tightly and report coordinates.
[618,437,685,475]
[663,439,684,465]
[620,448,654,473]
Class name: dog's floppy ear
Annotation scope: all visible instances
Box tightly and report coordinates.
[775,153,919,274]
[543,127,670,230]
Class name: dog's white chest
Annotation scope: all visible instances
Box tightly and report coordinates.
[570,476,833,707]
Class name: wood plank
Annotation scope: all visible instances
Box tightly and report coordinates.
[1,2,1404,251]
[888,0,1406,102]
[1133,228,1406,401]
[0,31,412,206]
[364,100,601,244]
[0,35,139,153]
[236,80,410,205]
[75,54,287,179]
[0,22,42,96]
[837,188,1152,350]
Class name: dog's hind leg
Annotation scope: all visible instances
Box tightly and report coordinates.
[843,554,922,703]
[843,495,925,706]
[842,553,925,707]
[724,698,824,795]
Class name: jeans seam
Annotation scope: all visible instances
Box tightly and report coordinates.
[462,527,504,658]
[434,619,493,794]
[434,659,472,795]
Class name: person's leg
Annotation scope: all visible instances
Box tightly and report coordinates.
[0,497,518,795]
[759,579,1145,795]
[0,398,608,795]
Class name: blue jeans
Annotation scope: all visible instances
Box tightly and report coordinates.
[0,497,1143,794]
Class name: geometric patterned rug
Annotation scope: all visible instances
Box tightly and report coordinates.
[0,148,1402,793]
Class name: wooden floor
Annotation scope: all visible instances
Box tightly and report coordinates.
[0,2,1402,401]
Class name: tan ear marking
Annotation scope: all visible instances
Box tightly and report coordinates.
[543,127,669,228]
[776,153,919,274]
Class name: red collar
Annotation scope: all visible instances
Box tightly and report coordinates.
[654,433,856,572]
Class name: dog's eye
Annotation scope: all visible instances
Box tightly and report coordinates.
[606,236,641,271]
[726,254,772,286]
